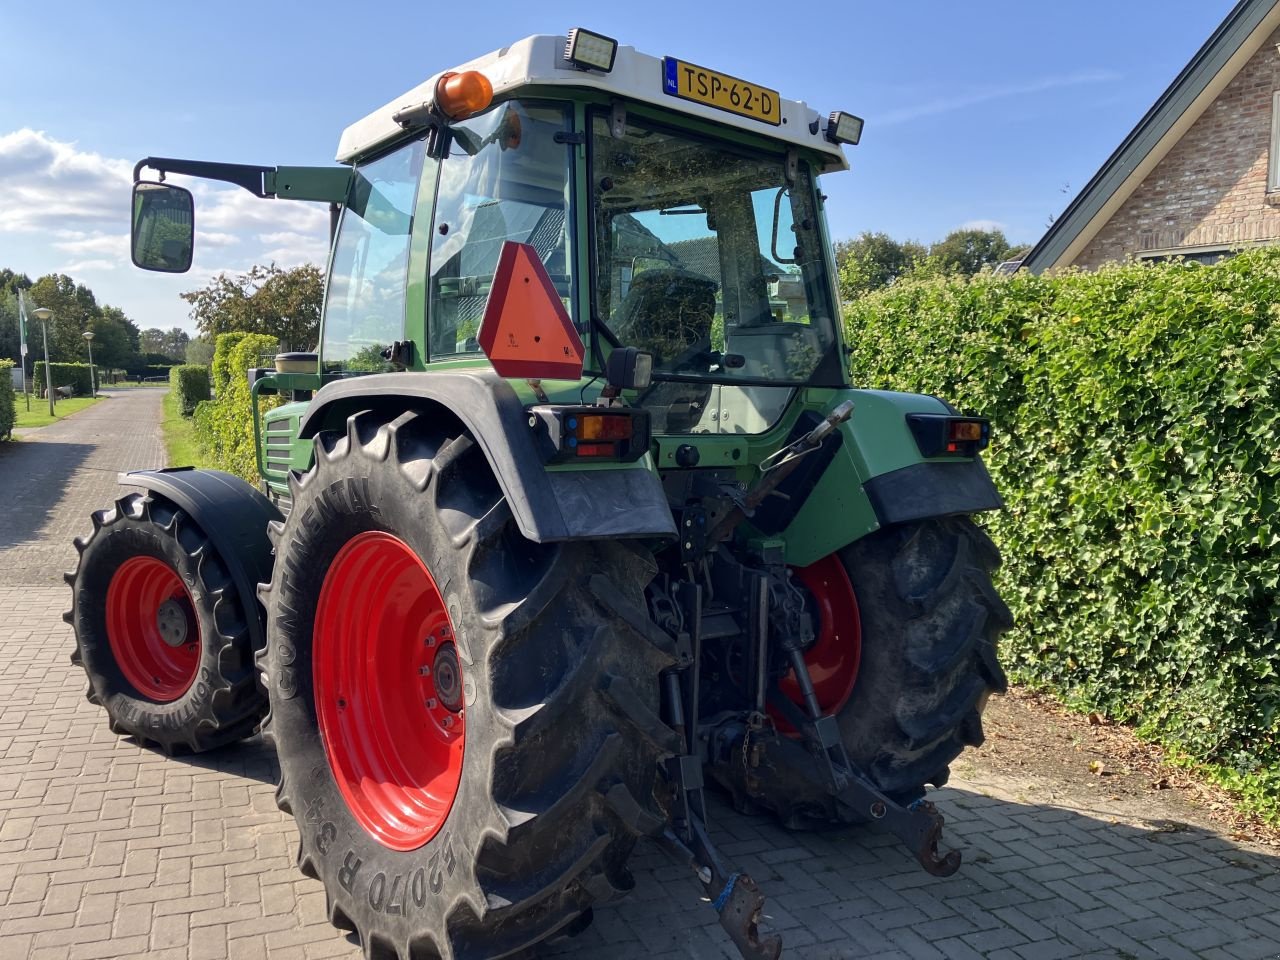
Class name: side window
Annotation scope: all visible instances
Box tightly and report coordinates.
[428,101,575,358]
[322,140,426,371]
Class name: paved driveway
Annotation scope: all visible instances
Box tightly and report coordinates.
[0,388,1276,959]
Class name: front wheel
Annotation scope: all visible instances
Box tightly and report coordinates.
[65,493,266,753]
[260,410,677,960]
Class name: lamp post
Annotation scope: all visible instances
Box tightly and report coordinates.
[83,331,96,398]
[30,306,54,417]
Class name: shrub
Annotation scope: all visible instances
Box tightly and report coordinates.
[32,362,95,398]
[169,364,211,417]
[0,360,14,439]
[845,250,1280,813]
[192,333,278,481]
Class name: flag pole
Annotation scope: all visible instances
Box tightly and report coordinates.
[17,290,30,412]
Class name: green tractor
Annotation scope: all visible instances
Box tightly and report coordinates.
[67,29,1008,960]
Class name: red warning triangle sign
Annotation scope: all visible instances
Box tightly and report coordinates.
[478,241,584,381]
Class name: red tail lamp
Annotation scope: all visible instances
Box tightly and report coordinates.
[906,413,991,458]
[435,71,493,120]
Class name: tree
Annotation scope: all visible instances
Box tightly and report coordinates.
[26,274,100,361]
[140,326,191,362]
[92,306,142,370]
[182,263,323,352]
[185,337,215,366]
[929,228,1016,276]
[834,232,927,300]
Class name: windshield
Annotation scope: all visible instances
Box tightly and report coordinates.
[590,112,840,394]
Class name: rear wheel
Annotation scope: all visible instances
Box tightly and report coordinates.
[260,409,677,960]
[766,516,1010,825]
[65,493,266,753]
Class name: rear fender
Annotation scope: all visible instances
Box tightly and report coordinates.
[297,370,676,543]
[774,390,1002,567]
[119,467,281,651]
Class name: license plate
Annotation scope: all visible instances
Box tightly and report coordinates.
[662,57,781,126]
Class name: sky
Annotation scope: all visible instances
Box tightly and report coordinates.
[0,0,1238,333]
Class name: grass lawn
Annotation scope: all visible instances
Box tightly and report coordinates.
[161,385,209,468]
[13,395,103,429]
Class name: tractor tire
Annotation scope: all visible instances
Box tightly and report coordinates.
[761,516,1010,827]
[259,410,677,960]
[65,493,267,754]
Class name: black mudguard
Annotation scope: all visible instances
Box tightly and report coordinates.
[119,467,281,651]
[863,459,1004,527]
[296,370,677,543]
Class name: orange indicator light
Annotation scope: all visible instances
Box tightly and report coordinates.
[435,71,494,120]
[579,415,633,441]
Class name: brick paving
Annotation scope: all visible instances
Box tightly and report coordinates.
[0,386,1277,959]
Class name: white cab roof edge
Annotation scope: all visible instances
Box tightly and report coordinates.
[336,34,850,172]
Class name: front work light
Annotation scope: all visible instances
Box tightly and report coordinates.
[826,111,864,146]
[565,28,618,72]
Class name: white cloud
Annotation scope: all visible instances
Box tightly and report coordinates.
[959,219,1008,233]
[0,128,132,233]
[0,129,329,275]
[58,258,119,274]
[878,69,1121,126]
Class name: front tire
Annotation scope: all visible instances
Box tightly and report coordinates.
[65,493,266,753]
[260,410,677,960]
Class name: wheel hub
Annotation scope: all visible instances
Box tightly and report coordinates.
[433,643,463,712]
[156,598,192,647]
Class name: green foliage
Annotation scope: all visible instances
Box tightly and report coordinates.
[169,364,211,417]
[0,360,14,439]
[182,264,323,352]
[928,227,1018,276]
[33,362,95,398]
[835,231,928,299]
[141,327,191,363]
[845,249,1280,815]
[192,333,279,482]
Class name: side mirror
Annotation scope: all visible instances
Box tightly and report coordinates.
[131,181,194,273]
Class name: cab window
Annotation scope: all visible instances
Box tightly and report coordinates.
[427,101,576,358]
[322,140,426,371]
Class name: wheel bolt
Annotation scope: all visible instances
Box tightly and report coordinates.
[425,698,437,709]
[424,635,436,647]
[419,665,431,676]
[443,716,454,729]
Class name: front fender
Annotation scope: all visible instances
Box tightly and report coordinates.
[119,467,281,652]
[297,371,677,543]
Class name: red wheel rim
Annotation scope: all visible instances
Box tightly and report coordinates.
[313,531,465,851]
[105,556,201,702]
[773,553,862,734]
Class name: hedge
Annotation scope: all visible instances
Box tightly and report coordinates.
[32,362,95,398]
[192,332,278,482]
[169,364,210,417]
[0,360,14,439]
[844,249,1280,812]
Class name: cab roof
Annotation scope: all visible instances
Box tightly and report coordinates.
[336,33,851,172]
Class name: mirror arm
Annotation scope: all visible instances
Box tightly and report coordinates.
[133,157,274,197]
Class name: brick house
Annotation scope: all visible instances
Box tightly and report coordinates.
[1024,0,1280,271]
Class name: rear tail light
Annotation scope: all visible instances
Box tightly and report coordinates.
[906,414,991,458]
[529,406,651,463]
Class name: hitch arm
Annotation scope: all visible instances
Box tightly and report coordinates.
[655,820,782,960]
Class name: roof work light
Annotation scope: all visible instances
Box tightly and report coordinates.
[826,111,864,146]
[565,28,618,72]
